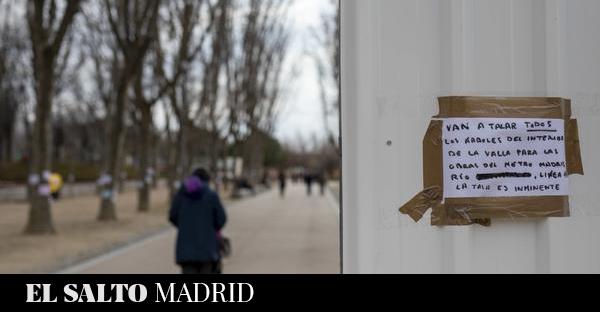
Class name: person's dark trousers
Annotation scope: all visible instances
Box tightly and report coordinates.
[180,262,218,274]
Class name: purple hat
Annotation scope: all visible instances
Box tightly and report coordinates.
[184,176,204,193]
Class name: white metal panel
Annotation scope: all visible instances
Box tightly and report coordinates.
[341,0,600,273]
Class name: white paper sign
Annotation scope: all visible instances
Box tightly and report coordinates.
[97,174,112,186]
[28,174,40,186]
[443,118,569,198]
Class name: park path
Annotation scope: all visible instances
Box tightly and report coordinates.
[62,183,340,274]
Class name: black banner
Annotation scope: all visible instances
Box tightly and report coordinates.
[0,274,591,307]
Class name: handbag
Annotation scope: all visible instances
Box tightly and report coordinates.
[218,235,232,258]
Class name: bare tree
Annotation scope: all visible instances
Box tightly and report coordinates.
[225,0,291,182]
[131,68,159,212]
[97,0,160,221]
[196,0,232,174]
[24,0,81,234]
[160,0,217,198]
[167,77,193,198]
[312,0,340,153]
[133,10,196,212]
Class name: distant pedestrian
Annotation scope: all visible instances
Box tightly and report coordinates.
[278,170,287,197]
[317,172,327,196]
[304,173,313,196]
[169,168,227,274]
[49,173,63,200]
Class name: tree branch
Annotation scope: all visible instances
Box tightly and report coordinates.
[50,0,81,57]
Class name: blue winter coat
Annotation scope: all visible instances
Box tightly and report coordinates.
[169,183,227,264]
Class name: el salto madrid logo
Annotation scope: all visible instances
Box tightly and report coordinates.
[26,283,254,303]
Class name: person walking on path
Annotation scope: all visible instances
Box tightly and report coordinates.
[316,172,327,196]
[304,173,314,196]
[169,168,227,274]
[278,170,287,198]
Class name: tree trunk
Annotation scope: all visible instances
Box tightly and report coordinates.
[171,118,189,198]
[24,114,34,201]
[209,131,220,192]
[209,139,218,176]
[6,125,14,162]
[25,64,55,235]
[180,119,192,175]
[166,147,176,202]
[0,137,5,162]
[0,126,13,162]
[151,131,159,189]
[137,106,152,213]
[118,155,126,194]
[164,106,177,201]
[98,81,128,221]
[169,131,182,201]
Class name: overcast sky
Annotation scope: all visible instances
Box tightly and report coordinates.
[274,0,336,144]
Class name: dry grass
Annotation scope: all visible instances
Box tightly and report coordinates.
[0,187,173,273]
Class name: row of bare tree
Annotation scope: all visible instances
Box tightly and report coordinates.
[0,0,292,235]
[313,0,340,154]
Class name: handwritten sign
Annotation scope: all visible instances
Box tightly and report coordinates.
[443,118,569,198]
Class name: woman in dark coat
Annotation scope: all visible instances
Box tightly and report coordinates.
[169,168,227,274]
